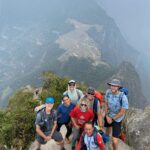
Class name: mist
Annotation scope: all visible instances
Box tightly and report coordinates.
[98,0,150,58]
[0,0,150,107]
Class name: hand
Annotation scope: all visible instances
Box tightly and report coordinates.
[75,124,80,129]
[44,136,51,142]
[106,115,113,124]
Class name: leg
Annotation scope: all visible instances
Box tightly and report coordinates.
[51,130,65,150]
[106,126,112,135]
[112,121,122,150]
[104,116,112,136]
[72,127,80,150]
[112,137,119,150]
[65,124,72,139]
[57,122,62,132]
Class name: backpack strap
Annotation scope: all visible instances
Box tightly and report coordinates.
[93,97,98,113]
[76,89,81,100]
[93,129,99,146]
[119,92,124,107]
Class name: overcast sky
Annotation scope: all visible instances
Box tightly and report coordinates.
[98,0,150,57]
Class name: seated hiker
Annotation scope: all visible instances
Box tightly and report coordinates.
[35,97,65,150]
[104,79,128,150]
[70,97,94,150]
[63,80,84,105]
[57,94,75,144]
[76,121,105,150]
[85,87,103,128]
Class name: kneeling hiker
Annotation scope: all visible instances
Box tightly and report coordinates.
[104,79,128,150]
[70,98,94,150]
[35,97,65,150]
[77,122,105,150]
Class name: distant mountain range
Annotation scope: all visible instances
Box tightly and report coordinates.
[0,0,149,108]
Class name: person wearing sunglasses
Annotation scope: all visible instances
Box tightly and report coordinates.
[85,87,103,129]
[69,98,94,150]
[63,80,84,105]
[57,94,75,144]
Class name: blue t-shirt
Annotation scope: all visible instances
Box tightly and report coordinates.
[57,102,75,124]
[105,89,129,122]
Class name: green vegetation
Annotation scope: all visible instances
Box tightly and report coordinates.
[0,71,86,149]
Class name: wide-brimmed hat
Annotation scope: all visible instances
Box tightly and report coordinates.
[107,79,122,87]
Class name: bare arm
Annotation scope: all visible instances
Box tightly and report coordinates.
[36,125,47,140]
[71,117,80,128]
[50,121,57,137]
[113,108,126,121]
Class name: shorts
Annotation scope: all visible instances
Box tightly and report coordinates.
[104,116,122,138]
[36,130,63,144]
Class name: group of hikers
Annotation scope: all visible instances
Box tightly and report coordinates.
[34,79,129,150]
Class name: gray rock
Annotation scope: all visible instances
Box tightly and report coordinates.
[123,107,150,150]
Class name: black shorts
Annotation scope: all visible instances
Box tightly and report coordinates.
[36,130,63,144]
[104,117,121,138]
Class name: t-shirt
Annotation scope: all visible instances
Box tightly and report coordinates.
[105,89,129,122]
[35,108,57,132]
[57,102,75,124]
[84,133,104,150]
[70,106,94,128]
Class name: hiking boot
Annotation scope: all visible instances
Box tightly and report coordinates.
[65,138,71,144]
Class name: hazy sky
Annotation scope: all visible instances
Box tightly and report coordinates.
[98,0,150,57]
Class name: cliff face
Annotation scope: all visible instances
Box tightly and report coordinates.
[123,107,150,150]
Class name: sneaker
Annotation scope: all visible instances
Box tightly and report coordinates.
[65,138,71,144]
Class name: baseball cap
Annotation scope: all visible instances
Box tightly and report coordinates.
[45,97,55,104]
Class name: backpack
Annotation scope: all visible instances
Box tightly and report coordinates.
[120,87,128,96]
[81,128,109,148]
[95,91,103,108]
[35,107,55,131]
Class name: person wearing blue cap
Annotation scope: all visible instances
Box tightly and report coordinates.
[35,97,66,150]
[104,79,128,150]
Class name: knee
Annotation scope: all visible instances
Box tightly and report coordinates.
[112,137,119,146]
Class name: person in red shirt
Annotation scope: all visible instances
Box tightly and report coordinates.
[70,97,94,150]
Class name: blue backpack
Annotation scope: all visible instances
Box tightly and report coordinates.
[120,87,129,96]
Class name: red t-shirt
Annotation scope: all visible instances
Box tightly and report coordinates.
[70,106,94,128]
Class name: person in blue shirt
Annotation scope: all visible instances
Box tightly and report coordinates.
[104,79,128,150]
[57,94,75,144]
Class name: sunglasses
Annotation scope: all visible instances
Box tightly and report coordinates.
[81,103,87,107]
[88,92,94,96]
[69,83,75,86]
